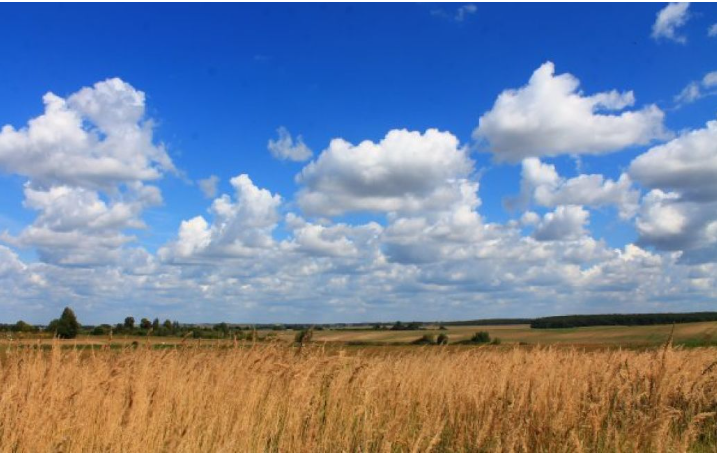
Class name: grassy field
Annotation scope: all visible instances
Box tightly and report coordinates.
[5,321,716,349]
[1,341,716,452]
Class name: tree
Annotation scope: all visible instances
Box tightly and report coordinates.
[214,322,229,337]
[140,318,152,330]
[51,307,80,339]
[124,317,135,329]
[163,319,173,330]
[152,318,160,330]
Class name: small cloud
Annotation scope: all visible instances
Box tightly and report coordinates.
[431,4,476,22]
[268,127,313,162]
[708,23,717,37]
[198,175,220,199]
[674,70,717,106]
[651,2,690,43]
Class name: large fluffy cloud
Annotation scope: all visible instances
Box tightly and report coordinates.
[631,119,717,262]
[0,78,174,189]
[160,174,281,261]
[297,129,474,216]
[532,205,589,242]
[631,119,717,202]
[509,158,639,219]
[0,79,173,266]
[473,62,668,162]
[1,74,716,323]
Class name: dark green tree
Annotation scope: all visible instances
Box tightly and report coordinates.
[140,318,152,330]
[51,307,80,339]
[124,317,135,329]
[152,318,160,330]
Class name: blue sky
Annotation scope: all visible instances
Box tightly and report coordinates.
[0,3,716,324]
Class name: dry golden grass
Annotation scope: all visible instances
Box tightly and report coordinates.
[1,342,716,452]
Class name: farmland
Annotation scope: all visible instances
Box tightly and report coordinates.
[3,321,717,349]
[1,340,717,452]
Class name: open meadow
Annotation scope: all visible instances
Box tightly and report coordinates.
[1,340,717,452]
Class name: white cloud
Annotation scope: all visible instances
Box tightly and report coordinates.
[709,23,717,37]
[510,158,639,219]
[630,120,717,262]
[703,71,717,87]
[0,79,173,266]
[651,2,690,43]
[630,118,717,202]
[198,175,220,199]
[268,127,313,162]
[2,79,717,323]
[159,174,281,261]
[674,71,717,105]
[533,205,589,242]
[297,129,474,216]
[455,4,477,21]
[431,4,477,22]
[0,78,174,189]
[474,62,667,162]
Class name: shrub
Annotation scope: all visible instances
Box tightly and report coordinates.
[294,328,314,344]
[91,325,107,336]
[436,333,449,345]
[490,338,502,345]
[470,331,491,344]
[12,320,38,333]
[412,334,435,345]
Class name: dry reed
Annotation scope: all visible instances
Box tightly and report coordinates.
[1,342,716,452]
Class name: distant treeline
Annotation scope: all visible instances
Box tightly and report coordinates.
[441,318,534,326]
[530,312,717,329]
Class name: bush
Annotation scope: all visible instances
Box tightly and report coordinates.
[436,333,449,345]
[470,331,491,344]
[91,325,107,336]
[12,320,38,333]
[490,338,502,345]
[294,328,314,344]
[412,334,435,345]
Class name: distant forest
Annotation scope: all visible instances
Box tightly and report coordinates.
[530,312,717,329]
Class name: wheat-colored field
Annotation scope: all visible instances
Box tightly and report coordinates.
[1,341,716,452]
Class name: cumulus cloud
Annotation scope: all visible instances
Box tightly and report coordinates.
[630,120,717,262]
[651,2,690,43]
[268,127,313,162]
[630,118,717,202]
[0,78,173,266]
[474,62,668,162]
[532,205,589,241]
[297,129,474,216]
[509,158,639,219]
[198,175,220,199]
[159,174,281,261]
[0,78,174,189]
[2,77,717,323]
